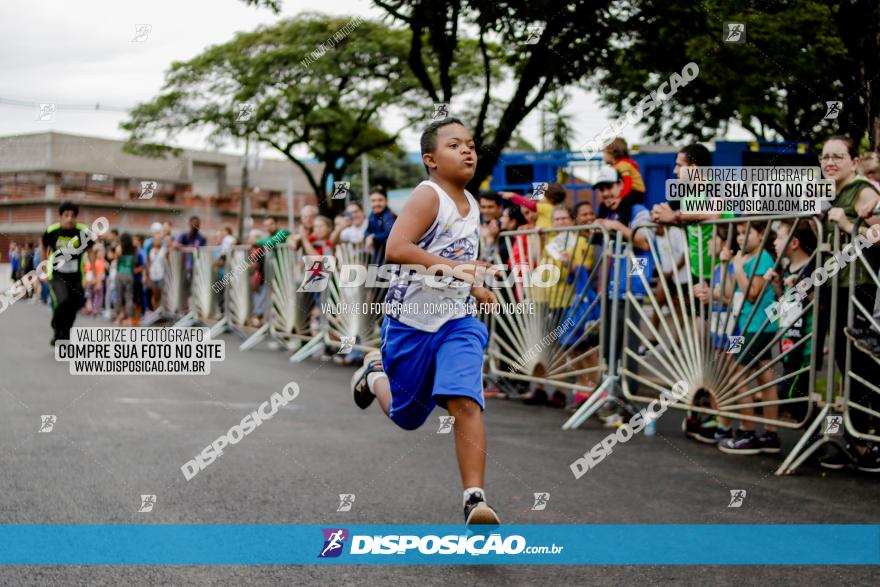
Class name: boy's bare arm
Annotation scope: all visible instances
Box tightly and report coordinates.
[386,186,493,284]
[386,185,455,269]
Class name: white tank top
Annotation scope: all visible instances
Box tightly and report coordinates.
[385,180,480,332]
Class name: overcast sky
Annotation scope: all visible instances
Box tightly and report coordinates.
[0,0,747,161]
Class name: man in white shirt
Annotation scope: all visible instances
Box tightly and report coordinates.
[652,223,688,340]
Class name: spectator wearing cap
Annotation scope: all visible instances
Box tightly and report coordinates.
[594,164,655,410]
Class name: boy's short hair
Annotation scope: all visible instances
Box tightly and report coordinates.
[679,143,712,167]
[503,206,527,227]
[544,182,567,204]
[478,191,502,206]
[420,117,467,173]
[777,218,817,255]
[370,186,388,198]
[58,201,79,216]
[603,137,629,160]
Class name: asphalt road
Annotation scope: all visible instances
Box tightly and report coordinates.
[0,302,877,585]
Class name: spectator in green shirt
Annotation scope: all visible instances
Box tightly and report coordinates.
[652,143,728,281]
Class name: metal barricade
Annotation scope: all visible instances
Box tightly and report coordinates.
[223,245,257,336]
[175,246,221,328]
[487,225,610,406]
[143,248,186,325]
[266,245,314,351]
[842,217,880,443]
[320,241,383,355]
[775,219,880,473]
[611,216,825,469]
[563,229,632,429]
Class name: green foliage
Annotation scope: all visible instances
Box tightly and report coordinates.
[122,14,419,206]
[597,0,867,146]
[542,90,574,150]
[372,0,618,189]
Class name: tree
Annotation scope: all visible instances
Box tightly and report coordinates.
[596,0,879,149]
[122,14,420,216]
[345,150,427,197]
[369,0,617,192]
[832,0,880,148]
[543,90,574,151]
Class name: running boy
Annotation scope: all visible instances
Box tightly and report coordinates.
[350,118,501,525]
[42,201,95,345]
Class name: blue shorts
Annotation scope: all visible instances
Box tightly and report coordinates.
[380,316,488,431]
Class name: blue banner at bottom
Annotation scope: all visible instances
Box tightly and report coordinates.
[0,525,877,565]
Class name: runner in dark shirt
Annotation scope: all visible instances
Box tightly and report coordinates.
[41,201,95,344]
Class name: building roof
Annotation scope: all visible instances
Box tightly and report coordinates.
[0,131,322,193]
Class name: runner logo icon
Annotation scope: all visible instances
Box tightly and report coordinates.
[531,492,549,510]
[38,415,57,433]
[337,493,355,512]
[319,528,349,558]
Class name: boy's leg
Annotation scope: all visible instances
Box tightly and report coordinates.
[370,372,392,415]
[758,363,778,431]
[447,397,486,489]
[430,318,499,523]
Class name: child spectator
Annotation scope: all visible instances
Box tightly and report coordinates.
[114,233,144,325]
[500,183,567,229]
[717,221,781,455]
[602,137,646,205]
[9,242,20,281]
[769,218,817,423]
[148,234,169,311]
[690,225,741,443]
[858,151,880,190]
[84,256,96,315]
[93,247,106,316]
[132,235,147,324]
[104,245,117,320]
[574,201,596,226]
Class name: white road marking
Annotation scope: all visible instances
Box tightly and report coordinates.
[116,397,300,412]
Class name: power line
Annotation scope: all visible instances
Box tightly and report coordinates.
[0,97,131,113]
